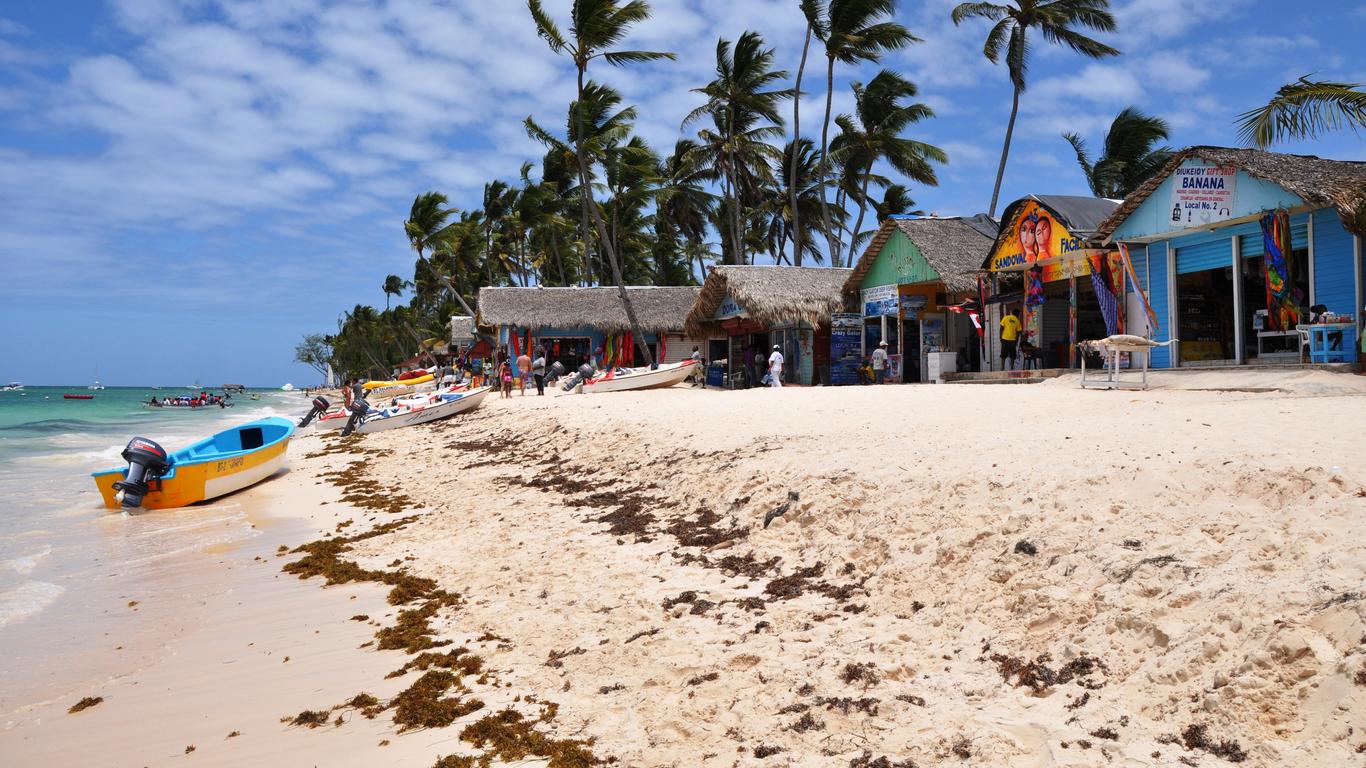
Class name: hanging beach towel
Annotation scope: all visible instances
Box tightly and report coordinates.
[1089,256,1121,337]
[1260,211,1299,331]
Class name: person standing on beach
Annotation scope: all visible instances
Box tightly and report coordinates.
[516,349,532,396]
[767,344,784,388]
[871,341,888,384]
[1000,308,1022,371]
[497,360,513,398]
[689,346,704,387]
[531,346,547,396]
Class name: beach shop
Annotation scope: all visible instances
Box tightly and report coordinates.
[983,195,1124,370]
[1096,147,1366,368]
[476,285,708,371]
[684,266,852,387]
[844,215,997,382]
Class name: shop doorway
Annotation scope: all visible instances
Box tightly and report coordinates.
[543,337,591,372]
[1240,244,1310,362]
[900,317,920,383]
[1176,267,1236,364]
[728,332,771,388]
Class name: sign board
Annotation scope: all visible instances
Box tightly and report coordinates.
[899,293,927,319]
[714,296,747,321]
[1169,165,1237,229]
[862,284,898,317]
[829,312,862,385]
[989,200,1090,274]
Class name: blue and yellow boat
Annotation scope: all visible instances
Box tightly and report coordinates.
[92,417,295,510]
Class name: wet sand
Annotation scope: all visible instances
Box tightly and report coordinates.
[5,371,1366,766]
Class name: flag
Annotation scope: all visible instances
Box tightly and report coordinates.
[1119,243,1159,334]
[1090,260,1121,336]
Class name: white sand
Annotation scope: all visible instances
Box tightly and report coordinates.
[6,370,1365,767]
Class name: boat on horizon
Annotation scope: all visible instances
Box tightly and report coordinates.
[89,380,105,390]
[92,417,295,510]
[1,382,22,392]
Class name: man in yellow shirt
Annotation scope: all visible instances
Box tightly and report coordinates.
[1000,308,1022,370]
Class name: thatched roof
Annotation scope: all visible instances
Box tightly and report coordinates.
[448,315,475,343]
[844,215,996,294]
[1096,146,1366,241]
[685,265,853,337]
[476,285,700,334]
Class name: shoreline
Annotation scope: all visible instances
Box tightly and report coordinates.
[3,373,1365,766]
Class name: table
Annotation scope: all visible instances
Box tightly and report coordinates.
[1079,338,1176,390]
[1306,323,1357,364]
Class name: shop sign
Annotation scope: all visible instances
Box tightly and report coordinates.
[714,296,747,320]
[829,312,862,385]
[862,284,898,317]
[1170,165,1236,229]
[989,201,1088,272]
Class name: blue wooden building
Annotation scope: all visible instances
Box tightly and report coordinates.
[1098,147,1366,367]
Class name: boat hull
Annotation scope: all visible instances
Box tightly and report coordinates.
[92,417,294,510]
[354,388,490,434]
[583,361,696,394]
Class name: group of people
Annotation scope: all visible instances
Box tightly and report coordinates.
[738,343,785,388]
[148,391,231,408]
[491,346,548,399]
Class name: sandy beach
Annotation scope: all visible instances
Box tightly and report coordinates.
[5,372,1366,767]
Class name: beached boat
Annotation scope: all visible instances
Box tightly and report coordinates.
[92,417,294,510]
[580,360,697,394]
[64,394,95,400]
[348,387,490,434]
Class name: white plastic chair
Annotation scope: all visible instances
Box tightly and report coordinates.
[1293,326,1310,362]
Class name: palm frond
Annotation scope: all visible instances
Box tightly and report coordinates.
[1236,77,1366,148]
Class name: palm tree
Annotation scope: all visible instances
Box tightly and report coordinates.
[1237,77,1366,148]
[382,274,410,310]
[789,0,823,265]
[1063,106,1172,199]
[951,0,1119,217]
[809,0,919,263]
[769,137,827,265]
[527,0,675,367]
[404,192,475,317]
[684,31,793,265]
[831,69,945,265]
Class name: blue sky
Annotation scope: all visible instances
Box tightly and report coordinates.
[1,0,1362,386]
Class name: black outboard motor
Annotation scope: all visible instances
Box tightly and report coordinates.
[339,397,370,437]
[298,395,331,427]
[548,361,566,383]
[561,362,597,392]
[111,437,172,509]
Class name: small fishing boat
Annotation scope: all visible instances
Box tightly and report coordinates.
[89,380,105,391]
[3,382,24,391]
[347,387,490,435]
[92,417,295,510]
[580,360,697,394]
[64,393,95,400]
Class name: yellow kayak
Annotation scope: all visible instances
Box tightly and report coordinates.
[363,373,434,390]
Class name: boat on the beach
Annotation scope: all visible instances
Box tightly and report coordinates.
[579,360,697,394]
[64,393,95,400]
[92,416,295,510]
[347,387,490,434]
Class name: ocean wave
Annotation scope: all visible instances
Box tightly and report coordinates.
[0,545,52,575]
[0,581,65,628]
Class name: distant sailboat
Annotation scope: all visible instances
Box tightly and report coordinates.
[90,365,105,390]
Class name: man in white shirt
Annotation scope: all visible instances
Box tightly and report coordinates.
[767,344,784,387]
[871,340,888,384]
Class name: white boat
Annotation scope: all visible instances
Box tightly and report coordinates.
[581,360,697,394]
[2,382,22,392]
[89,380,105,390]
[350,387,490,434]
[281,383,295,392]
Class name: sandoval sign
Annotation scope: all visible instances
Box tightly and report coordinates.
[1170,165,1236,229]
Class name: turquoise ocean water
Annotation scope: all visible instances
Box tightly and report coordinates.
[0,386,306,709]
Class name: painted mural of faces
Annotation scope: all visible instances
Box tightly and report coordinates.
[1034,215,1053,261]
[1017,216,1037,260]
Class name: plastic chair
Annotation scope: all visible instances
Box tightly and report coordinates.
[1293,326,1310,363]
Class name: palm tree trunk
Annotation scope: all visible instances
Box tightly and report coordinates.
[848,167,873,266]
[574,65,655,366]
[817,55,840,267]
[549,231,566,286]
[989,84,1021,218]
[790,24,812,266]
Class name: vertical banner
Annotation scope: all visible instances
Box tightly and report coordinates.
[829,313,862,385]
[1068,275,1078,368]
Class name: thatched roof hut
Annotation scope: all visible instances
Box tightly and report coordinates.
[685,265,853,338]
[844,215,996,294]
[448,315,475,344]
[1096,146,1366,240]
[476,286,700,334]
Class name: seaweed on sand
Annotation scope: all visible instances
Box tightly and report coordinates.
[388,648,483,679]
[68,696,103,714]
[764,563,826,599]
[460,708,598,768]
[840,662,880,687]
[1181,724,1248,763]
[990,652,1105,693]
[391,671,485,732]
[849,753,916,768]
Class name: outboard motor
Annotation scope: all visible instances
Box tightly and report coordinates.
[548,361,566,383]
[111,437,172,509]
[298,395,331,427]
[340,397,370,437]
[561,362,597,392]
